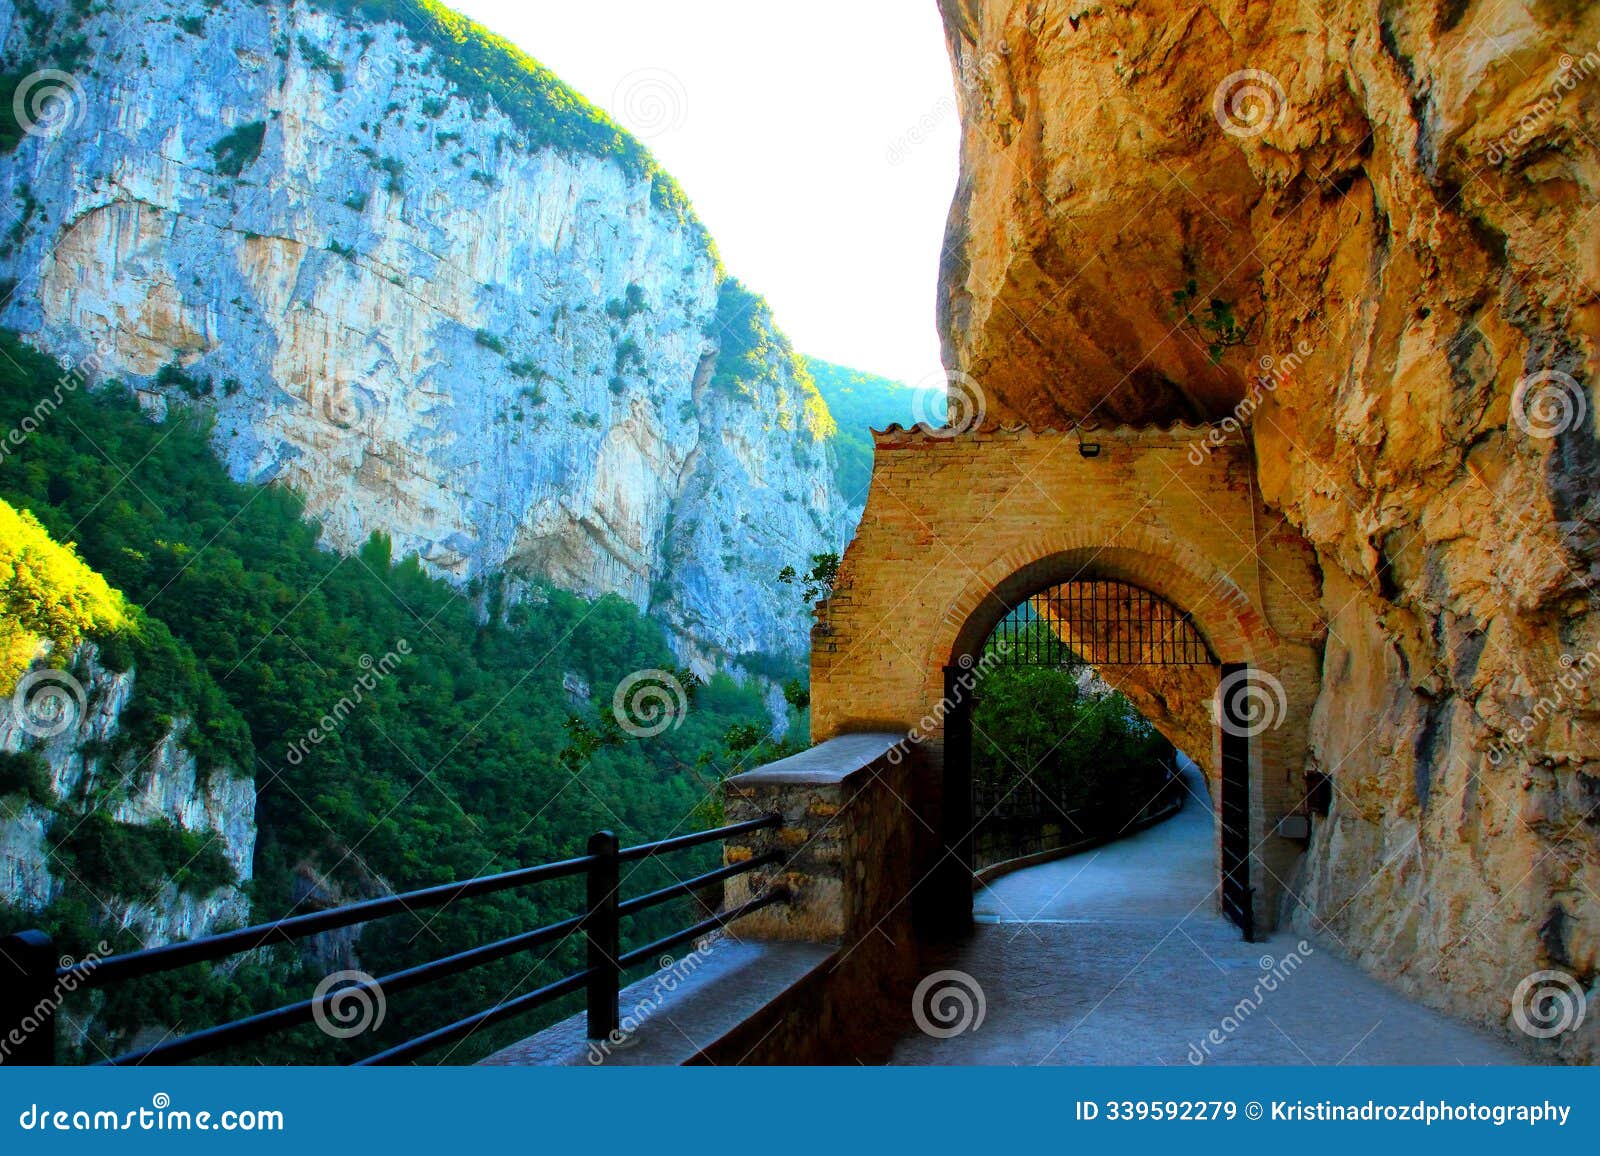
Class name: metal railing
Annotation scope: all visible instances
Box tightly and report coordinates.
[971,760,1184,871]
[1,814,786,1066]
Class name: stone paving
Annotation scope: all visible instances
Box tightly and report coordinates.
[891,767,1528,1065]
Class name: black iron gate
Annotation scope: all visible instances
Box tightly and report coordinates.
[936,578,1256,942]
[985,580,1211,668]
[1218,662,1256,941]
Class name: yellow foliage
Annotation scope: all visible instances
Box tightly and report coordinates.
[0,498,126,692]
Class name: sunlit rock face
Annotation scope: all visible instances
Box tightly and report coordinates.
[0,646,255,946]
[0,0,849,670]
[940,0,1600,1059]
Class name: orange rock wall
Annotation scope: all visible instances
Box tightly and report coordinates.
[935,0,1600,1059]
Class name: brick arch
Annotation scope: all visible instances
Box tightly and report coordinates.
[808,429,1323,937]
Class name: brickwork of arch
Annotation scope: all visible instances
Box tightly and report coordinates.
[808,424,1325,934]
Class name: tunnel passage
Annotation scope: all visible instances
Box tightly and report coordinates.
[808,423,1325,938]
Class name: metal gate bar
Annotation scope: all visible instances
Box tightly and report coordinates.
[1219,661,1256,941]
[986,580,1211,667]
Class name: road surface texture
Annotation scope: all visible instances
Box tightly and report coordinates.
[891,764,1526,1065]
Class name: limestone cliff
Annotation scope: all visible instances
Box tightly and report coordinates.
[938,0,1600,1059]
[0,0,849,670]
[1,645,255,945]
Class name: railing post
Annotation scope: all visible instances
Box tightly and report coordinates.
[2,930,57,1065]
[584,831,619,1041]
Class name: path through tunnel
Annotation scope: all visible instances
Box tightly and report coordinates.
[935,578,1256,940]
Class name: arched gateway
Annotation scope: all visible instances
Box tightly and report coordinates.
[809,423,1326,939]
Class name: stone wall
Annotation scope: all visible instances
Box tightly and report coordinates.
[810,425,1325,930]
[716,734,920,1062]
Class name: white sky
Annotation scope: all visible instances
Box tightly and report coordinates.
[450,0,960,389]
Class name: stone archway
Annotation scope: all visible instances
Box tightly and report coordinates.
[809,423,1325,936]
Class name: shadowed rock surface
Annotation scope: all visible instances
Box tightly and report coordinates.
[936,0,1600,1062]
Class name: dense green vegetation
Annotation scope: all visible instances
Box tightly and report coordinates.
[51,813,238,899]
[776,552,840,607]
[709,280,834,439]
[972,625,1174,820]
[209,120,266,177]
[0,497,125,688]
[0,332,800,1062]
[805,358,924,505]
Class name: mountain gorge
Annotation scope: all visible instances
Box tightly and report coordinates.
[0,0,913,1057]
[1,0,849,672]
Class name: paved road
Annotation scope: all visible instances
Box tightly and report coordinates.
[891,765,1526,1065]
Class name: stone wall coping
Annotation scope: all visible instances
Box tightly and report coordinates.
[727,732,903,787]
[478,939,834,1066]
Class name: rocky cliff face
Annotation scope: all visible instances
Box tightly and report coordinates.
[1,645,255,944]
[938,0,1599,1058]
[0,0,848,670]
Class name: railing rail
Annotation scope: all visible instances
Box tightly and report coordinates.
[971,756,1184,870]
[1,814,785,1066]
